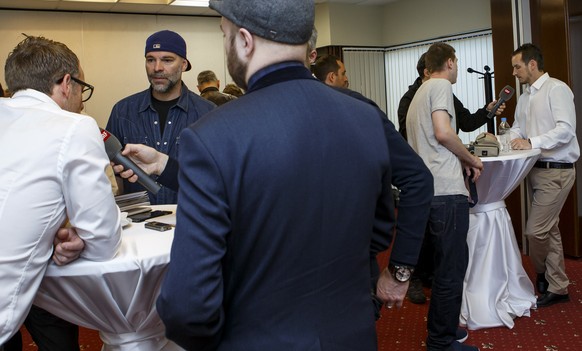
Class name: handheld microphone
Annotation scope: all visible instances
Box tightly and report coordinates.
[487,85,515,119]
[100,128,161,195]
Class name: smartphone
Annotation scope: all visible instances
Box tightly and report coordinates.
[130,210,173,223]
[144,221,173,232]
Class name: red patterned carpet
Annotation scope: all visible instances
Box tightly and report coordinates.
[20,253,582,351]
[375,250,582,351]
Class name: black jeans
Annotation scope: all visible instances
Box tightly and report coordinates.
[4,306,79,351]
[426,195,470,350]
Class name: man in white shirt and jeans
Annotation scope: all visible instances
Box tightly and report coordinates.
[0,35,122,348]
[510,43,579,308]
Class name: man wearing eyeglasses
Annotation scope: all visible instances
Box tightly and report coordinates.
[0,36,121,350]
[106,30,215,205]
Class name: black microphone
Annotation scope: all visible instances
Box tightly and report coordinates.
[487,85,515,119]
[100,128,161,195]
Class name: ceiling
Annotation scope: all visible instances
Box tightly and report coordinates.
[0,0,400,17]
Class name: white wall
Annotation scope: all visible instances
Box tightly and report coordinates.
[315,0,491,47]
[0,10,225,127]
[0,1,491,126]
[381,0,491,46]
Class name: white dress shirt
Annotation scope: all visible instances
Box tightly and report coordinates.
[511,73,580,163]
[0,89,122,344]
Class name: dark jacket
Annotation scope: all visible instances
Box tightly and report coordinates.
[200,86,237,106]
[158,62,399,351]
[397,77,489,140]
[106,83,214,204]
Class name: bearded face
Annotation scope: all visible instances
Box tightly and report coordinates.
[226,34,249,91]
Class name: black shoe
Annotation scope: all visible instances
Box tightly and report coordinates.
[456,328,468,343]
[536,292,569,308]
[536,273,549,294]
[406,278,426,304]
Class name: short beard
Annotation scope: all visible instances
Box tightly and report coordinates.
[149,75,179,95]
[227,36,248,91]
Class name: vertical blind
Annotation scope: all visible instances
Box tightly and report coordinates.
[343,31,494,144]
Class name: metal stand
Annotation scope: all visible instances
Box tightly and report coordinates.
[467,65,495,134]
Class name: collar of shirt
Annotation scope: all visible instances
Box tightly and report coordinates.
[12,89,61,107]
[137,81,191,114]
[247,61,311,92]
[526,72,549,95]
[201,86,219,94]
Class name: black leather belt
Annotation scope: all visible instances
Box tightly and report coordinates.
[534,161,574,169]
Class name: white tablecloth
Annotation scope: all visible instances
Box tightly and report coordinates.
[460,149,540,330]
[34,205,184,351]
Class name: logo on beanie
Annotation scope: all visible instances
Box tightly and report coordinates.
[153,44,161,49]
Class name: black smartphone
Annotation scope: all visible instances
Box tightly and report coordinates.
[130,210,172,223]
[144,221,173,232]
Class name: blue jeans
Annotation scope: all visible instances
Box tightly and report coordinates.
[426,195,469,350]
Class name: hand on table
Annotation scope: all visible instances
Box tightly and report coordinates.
[511,138,532,150]
[52,227,85,266]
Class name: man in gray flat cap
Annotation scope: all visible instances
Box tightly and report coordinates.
[157,1,421,350]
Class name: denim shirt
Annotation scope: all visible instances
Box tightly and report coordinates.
[106,82,215,204]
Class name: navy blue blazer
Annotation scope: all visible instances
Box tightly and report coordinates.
[157,63,396,350]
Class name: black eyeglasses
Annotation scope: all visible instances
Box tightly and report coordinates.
[56,75,94,102]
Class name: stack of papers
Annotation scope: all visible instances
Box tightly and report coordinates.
[115,191,151,216]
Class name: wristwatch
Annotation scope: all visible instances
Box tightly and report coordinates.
[388,263,414,283]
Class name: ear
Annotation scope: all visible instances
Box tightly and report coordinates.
[55,74,72,98]
[325,71,336,84]
[308,50,317,65]
[50,74,72,108]
[237,27,255,58]
[217,79,221,89]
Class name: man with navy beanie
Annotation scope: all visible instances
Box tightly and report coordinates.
[156,1,425,350]
[106,29,214,204]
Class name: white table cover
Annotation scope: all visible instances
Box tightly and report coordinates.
[34,205,184,351]
[460,149,540,330]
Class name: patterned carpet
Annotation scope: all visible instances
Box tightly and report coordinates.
[375,250,582,351]
[20,254,582,350]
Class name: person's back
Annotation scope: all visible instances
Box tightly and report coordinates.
[197,70,237,106]
[200,87,236,106]
[162,67,391,351]
[156,2,394,347]
[0,36,121,344]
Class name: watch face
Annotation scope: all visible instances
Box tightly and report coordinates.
[395,267,411,282]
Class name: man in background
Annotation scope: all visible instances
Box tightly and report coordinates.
[313,54,349,88]
[0,35,121,349]
[197,69,237,106]
[510,43,579,308]
[106,29,214,204]
[222,83,244,97]
[398,52,503,140]
[406,42,482,351]
[399,52,504,305]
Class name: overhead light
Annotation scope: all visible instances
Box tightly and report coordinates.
[170,0,209,7]
[61,0,119,3]
[118,0,172,4]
